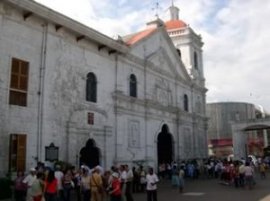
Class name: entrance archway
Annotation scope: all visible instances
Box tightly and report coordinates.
[157,124,174,165]
[232,118,270,159]
[79,138,100,168]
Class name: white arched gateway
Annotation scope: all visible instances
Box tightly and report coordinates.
[232,117,270,159]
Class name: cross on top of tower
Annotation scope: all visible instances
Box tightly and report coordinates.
[152,0,161,18]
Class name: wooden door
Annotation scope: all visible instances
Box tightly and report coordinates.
[9,134,26,172]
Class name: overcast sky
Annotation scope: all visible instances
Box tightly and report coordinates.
[35,0,270,112]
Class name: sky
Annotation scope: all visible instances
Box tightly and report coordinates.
[35,0,270,112]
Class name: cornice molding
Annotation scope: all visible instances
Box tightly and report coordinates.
[4,0,129,53]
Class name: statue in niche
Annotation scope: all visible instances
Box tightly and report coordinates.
[79,138,100,168]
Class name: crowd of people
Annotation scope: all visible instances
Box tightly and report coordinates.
[158,157,269,191]
[13,162,159,201]
[12,156,269,201]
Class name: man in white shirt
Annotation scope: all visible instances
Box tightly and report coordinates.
[120,165,127,201]
[125,165,134,201]
[54,165,64,201]
[239,162,245,187]
[146,167,159,201]
[23,168,37,201]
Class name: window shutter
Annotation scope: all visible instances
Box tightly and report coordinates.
[17,135,26,172]
[9,134,26,172]
[9,58,29,106]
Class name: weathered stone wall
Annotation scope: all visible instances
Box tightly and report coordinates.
[0,0,208,175]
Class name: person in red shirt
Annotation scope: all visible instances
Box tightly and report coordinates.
[109,173,121,201]
[44,170,58,201]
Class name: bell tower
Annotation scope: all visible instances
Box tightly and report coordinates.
[169,1,179,20]
[165,3,205,84]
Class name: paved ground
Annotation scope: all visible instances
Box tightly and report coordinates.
[3,174,270,201]
[133,175,270,201]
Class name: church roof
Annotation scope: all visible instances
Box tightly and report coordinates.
[123,18,188,46]
[165,19,187,30]
[123,28,157,46]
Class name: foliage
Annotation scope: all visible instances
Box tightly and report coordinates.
[54,160,73,171]
[0,177,12,200]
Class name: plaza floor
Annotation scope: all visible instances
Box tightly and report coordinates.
[133,176,270,201]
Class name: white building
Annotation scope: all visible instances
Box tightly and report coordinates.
[0,0,208,175]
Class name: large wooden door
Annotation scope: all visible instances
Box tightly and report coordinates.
[9,134,26,172]
[157,125,174,165]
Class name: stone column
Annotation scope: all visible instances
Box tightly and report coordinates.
[232,128,246,160]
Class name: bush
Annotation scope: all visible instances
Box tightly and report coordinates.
[0,177,12,200]
[54,160,73,171]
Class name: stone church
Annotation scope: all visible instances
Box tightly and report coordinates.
[0,0,208,175]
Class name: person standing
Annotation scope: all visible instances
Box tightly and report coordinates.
[239,162,245,187]
[125,165,134,201]
[90,167,103,201]
[178,167,185,193]
[62,169,73,201]
[14,171,27,201]
[54,165,64,201]
[81,167,91,201]
[120,165,127,201]
[44,170,58,201]
[146,168,159,201]
[108,173,121,201]
[31,173,44,201]
[23,168,37,201]
[139,166,146,192]
[244,162,254,190]
[171,166,179,188]
[259,162,266,179]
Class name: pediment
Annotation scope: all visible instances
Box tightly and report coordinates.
[146,46,190,81]
[127,28,191,81]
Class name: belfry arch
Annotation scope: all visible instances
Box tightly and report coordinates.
[157,124,174,165]
[232,118,270,159]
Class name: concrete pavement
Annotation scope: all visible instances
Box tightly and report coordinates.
[133,176,270,201]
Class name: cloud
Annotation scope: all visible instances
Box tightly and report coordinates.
[203,0,270,111]
[35,0,270,111]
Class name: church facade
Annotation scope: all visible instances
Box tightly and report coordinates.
[0,0,208,175]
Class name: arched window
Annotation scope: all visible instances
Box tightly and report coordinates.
[129,74,137,97]
[194,51,198,69]
[176,49,181,58]
[184,94,188,112]
[86,72,97,102]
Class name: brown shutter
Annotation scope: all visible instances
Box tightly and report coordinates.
[12,135,26,171]
[17,135,26,172]
[9,58,29,106]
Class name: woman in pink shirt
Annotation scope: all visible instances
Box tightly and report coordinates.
[244,162,254,189]
[14,171,27,201]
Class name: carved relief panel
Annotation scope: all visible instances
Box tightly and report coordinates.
[153,78,173,106]
[183,128,192,157]
[128,120,140,148]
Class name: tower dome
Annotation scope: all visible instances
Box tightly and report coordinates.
[165,3,187,30]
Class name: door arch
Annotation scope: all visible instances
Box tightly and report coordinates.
[157,124,174,165]
[79,138,100,168]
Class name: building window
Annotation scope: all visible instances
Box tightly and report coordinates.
[9,58,29,106]
[9,134,26,172]
[129,74,137,97]
[184,94,189,112]
[86,72,97,102]
[88,112,94,125]
[194,51,198,69]
[176,49,181,58]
